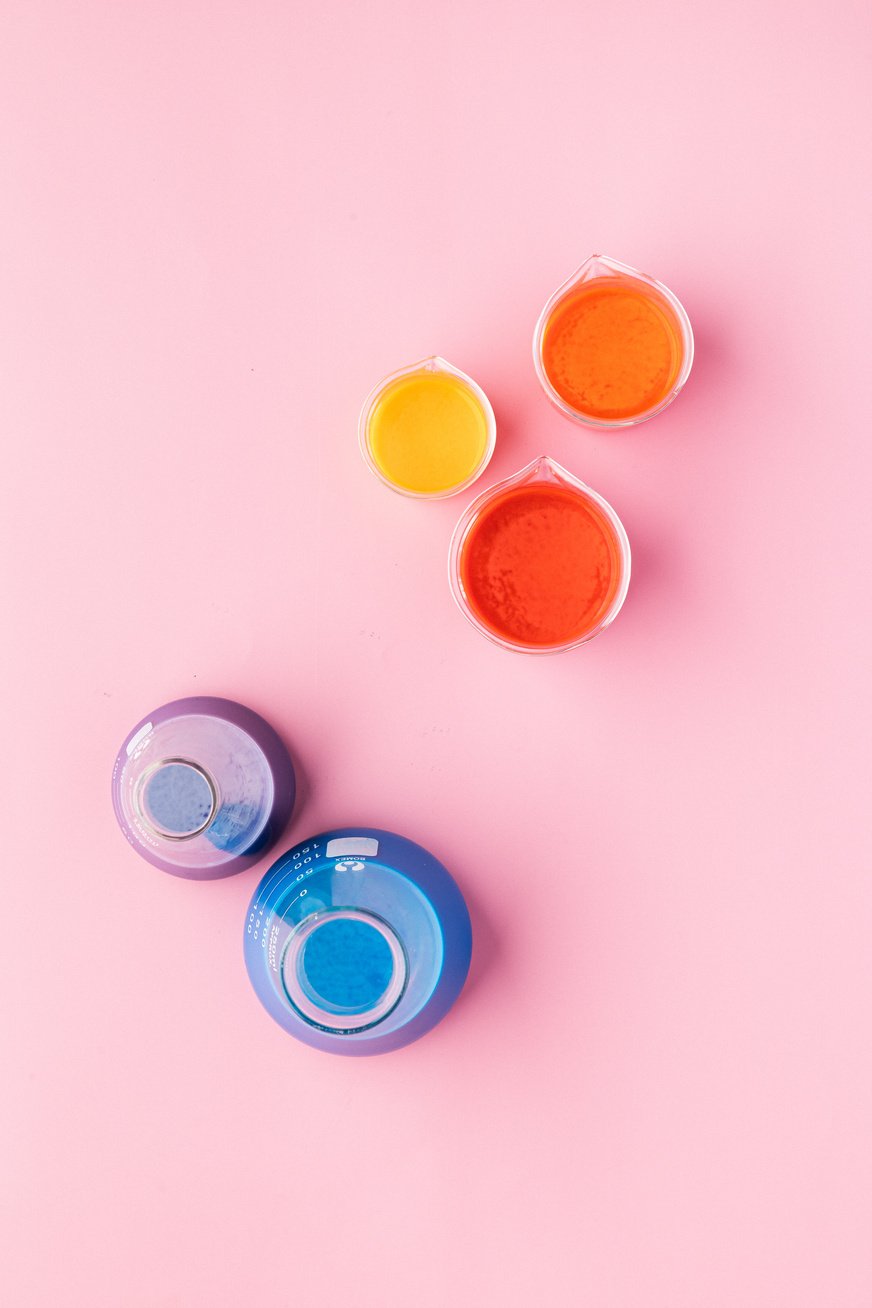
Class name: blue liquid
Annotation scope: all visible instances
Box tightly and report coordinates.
[206,801,262,854]
[144,764,213,835]
[300,919,394,1014]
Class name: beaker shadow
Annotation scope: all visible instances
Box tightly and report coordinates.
[456,881,500,1009]
[286,741,311,830]
[665,304,733,428]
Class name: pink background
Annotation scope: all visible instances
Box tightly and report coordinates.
[2,2,871,1304]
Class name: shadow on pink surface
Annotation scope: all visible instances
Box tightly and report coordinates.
[454,879,500,1005]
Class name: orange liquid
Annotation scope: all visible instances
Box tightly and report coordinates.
[541,279,684,421]
[459,484,623,647]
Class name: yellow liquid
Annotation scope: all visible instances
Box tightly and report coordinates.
[367,370,490,495]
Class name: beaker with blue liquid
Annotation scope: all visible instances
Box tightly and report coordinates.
[244,828,472,1054]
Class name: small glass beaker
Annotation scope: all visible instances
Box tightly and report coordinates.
[111,696,296,879]
[533,255,693,427]
[359,356,496,498]
[448,456,631,653]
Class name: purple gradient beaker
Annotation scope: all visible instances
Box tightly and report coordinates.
[111,697,295,879]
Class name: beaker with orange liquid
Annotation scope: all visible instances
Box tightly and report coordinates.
[533,255,693,427]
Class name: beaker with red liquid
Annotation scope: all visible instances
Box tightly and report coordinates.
[449,457,630,653]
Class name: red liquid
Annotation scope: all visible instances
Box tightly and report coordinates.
[460,483,624,647]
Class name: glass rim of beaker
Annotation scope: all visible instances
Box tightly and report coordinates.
[281,906,409,1033]
[133,756,220,842]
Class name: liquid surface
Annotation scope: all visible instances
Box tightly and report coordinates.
[367,370,490,494]
[142,762,214,836]
[300,918,395,1013]
[541,279,683,421]
[460,484,623,647]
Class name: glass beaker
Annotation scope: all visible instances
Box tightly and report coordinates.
[244,827,472,1055]
[359,356,496,498]
[111,697,296,879]
[449,456,631,653]
[533,255,693,427]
